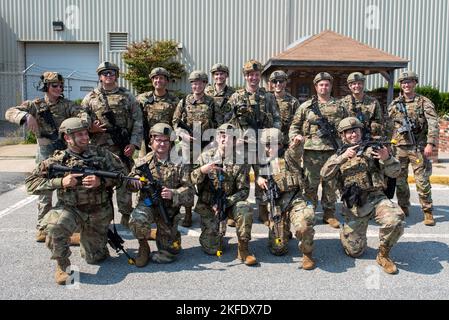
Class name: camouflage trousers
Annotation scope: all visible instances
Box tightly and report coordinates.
[108,145,133,217]
[267,196,315,256]
[340,193,404,257]
[395,146,433,211]
[45,202,113,263]
[303,150,338,214]
[36,144,58,230]
[195,200,253,255]
[129,202,182,256]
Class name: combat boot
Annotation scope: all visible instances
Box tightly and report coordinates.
[258,204,269,226]
[55,258,71,285]
[35,230,47,242]
[135,239,150,267]
[400,206,409,217]
[237,240,257,266]
[323,211,340,229]
[69,233,80,246]
[227,218,236,227]
[182,207,192,227]
[300,244,315,270]
[120,214,130,229]
[423,210,435,226]
[148,228,157,241]
[376,245,398,274]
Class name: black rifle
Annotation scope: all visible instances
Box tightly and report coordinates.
[107,224,135,265]
[351,95,371,140]
[48,164,138,183]
[212,166,227,257]
[100,89,132,168]
[38,108,66,151]
[262,176,283,245]
[396,96,418,151]
[309,95,340,150]
[177,118,194,137]
[341,183,364,209]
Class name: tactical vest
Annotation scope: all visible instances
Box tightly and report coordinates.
[303,99,343,138]
[182,95,215,132]
[232,88,273,129]
[91,88,133,131]
[277,94,297,144]
[140,91,177,128]
[33,98,69,139]
[268,157,301,193]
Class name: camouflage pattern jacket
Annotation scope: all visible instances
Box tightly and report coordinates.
[339,94,385,138]
[205,84,236,126]
[172,94,217,134]
[5,96,84,146]
[82,86,143,148]
[289,97,348,151]
[388,94,439,148]
[191,147,250,207]
[228,87,281,131]
[137,90,179,130]
[128,152,194,209]
[25,145,125,209]
[274,92,300,145]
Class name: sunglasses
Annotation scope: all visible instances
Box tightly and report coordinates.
[100,70,116,77]
[50,84,64,89]
[271,80,285,84]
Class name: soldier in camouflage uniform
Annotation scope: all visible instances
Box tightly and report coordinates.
[191,123,257,266]
[256,128,316,269]
[25,118,126,284]
[172,70,218,227]
[5,71,86,243]
[289,72,348,229]
[339,72,385,139]
[82,62,143,228]
[127,123,194,267]
[321,117,404,274]
[205,63,235,126]
[228,60,281,226]
[136,67,179,157]
[388,71,439,225]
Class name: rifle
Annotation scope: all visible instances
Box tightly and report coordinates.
[48,163,139,183]
[341,183,364,209]
[107,224,135,265]
[396,96,418,151]
[262,176,283,246]
[38,108,66,151]
[351,95,371,140]
[100,89,132,168]
[177,118,194,137]
[212,166,227,257]
[309,95,340,150]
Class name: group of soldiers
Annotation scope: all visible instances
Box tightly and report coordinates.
[4,59,439,285]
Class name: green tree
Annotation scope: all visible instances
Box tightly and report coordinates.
[122,39,186,94]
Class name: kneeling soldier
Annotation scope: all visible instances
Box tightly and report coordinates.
[25,118,126,285]
[191,123,257,265]
[257,128,316,269]
[321,117,404,274]
[127,123,194,267]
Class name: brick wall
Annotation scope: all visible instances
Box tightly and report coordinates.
[439,120,449,153]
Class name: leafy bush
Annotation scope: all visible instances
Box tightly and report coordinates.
[416,86,441,109]
[24,131,36,144]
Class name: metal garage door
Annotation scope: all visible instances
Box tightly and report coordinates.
[25,43,99,101]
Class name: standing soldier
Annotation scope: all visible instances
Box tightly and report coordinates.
[25,118,126,284]
[137,67,179,157]
[289,72,348,229]
[321,117,404,274]
[82,61,143,229]
[191,123,257,266]
[205,63,235,126]
[388,71,439,225]
[5,71,85,243]
[340,72,385,139]
[172,70,217,227]
[228,59,281,226]
[127,123,194,267]
[256,128,316,269]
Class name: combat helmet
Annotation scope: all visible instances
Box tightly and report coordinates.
[210,63,229,75]
[217,123,236,133]
[41,72,64,84]
[59,118,88,135]
[96,61,120,76]
[269,70,288,82]
[242,59,263,74]
[398,71,419,83]
[347,72,366,84]
[260,128,283,144]
[188,70,208,83]
[313,72,333,85]
[150,123,173,137]
[337,117,363,133]
[149,67,170,80]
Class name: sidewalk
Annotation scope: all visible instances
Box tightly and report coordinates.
[1,143,449,184]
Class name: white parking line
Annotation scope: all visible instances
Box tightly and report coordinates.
[0,195,38,219]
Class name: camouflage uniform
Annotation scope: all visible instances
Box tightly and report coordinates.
[205,84,235,126]
[128,151,194,260]
[321,118,404,271]
[136,91,179,156]
[388,94,439,214]
[25,144,125,264]
[82,86,143,220]
[191,147,252,256]
[289,96,348,222]
[5,72,86,231]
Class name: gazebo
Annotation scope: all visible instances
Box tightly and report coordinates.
[262,30,408,107]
